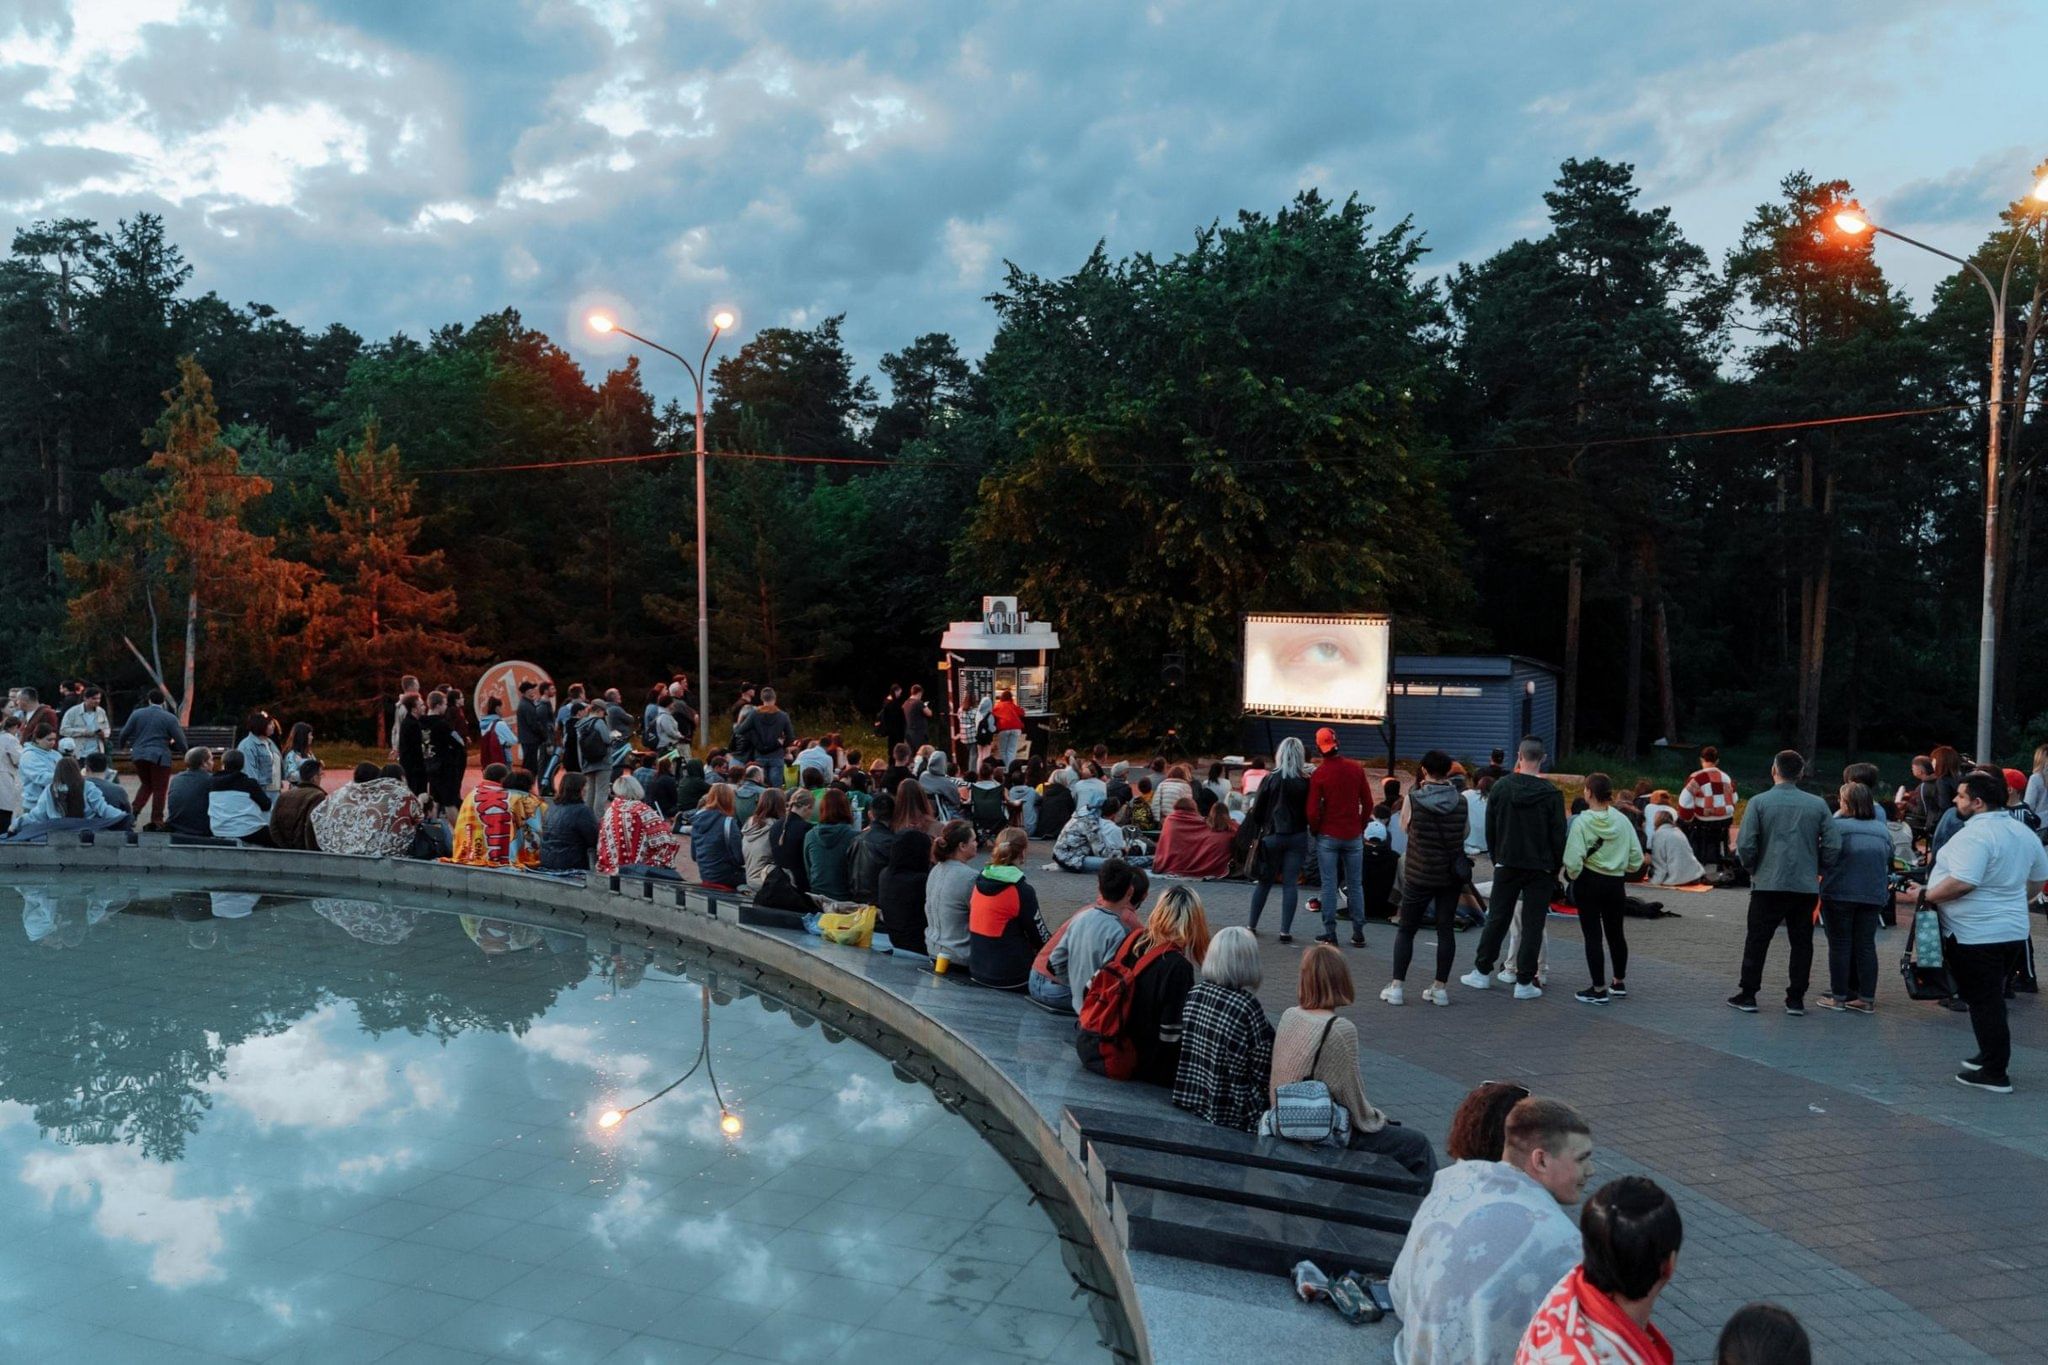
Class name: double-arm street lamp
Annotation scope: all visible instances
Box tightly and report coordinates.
[588,307,737,753]
[1834,177,2048,761]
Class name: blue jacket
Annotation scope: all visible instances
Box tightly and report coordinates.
[689,807,746,887]
[1819,815,1892,906]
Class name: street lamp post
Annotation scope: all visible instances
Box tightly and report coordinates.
[1835,181,2048,761]
[589,309,737,753]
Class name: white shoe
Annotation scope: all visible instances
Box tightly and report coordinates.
[1459,969,1492,990]
[1425,986,1451,1007]
[1496,966,1518,984]
[1513,983,1544,1001]
[1379,982,1405,1006]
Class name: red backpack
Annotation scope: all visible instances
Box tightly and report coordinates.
[1076,929,1176,1080]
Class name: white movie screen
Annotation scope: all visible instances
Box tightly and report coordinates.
[1241,614,1391,720]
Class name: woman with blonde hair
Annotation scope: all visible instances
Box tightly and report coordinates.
[2026,743,2048,824]
[1273,944,1436,1177]
[1079,884,1210,1085]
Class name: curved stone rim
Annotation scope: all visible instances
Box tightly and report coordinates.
[0,835,1149,1363]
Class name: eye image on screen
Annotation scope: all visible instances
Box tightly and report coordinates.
[1241,614,1389,719]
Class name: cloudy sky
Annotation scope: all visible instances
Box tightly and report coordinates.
[1,0,2042,407]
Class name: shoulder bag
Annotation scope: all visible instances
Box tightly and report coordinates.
[1257,1018,1353,1146]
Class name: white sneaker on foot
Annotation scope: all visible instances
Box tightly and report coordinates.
[1425,986,1451,1007]
[1513,983,1544,1000]
[1379,982,1405,1006]
[1459,969,1492,990]
[1496,966,1518,984]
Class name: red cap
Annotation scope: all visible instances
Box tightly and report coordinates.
[2006,768,2027,795]
[1315,727,1338,752]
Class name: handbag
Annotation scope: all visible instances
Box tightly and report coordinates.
[1256,1019,1353,1146]
[1912,905,1944,969]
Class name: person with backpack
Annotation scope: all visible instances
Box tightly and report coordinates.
[1274,945,1436,1178]
[968,828,1046,989]
[575,702,621,818]
[1077,884,1210,1084]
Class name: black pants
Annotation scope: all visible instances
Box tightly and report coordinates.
[1820,899,1883,1001]
[1738,890,1817,1004]
[1475,865,1553,985]
[1392,884,1459,983]
[1947,937,2022,1078]
[1575,871,1628,986]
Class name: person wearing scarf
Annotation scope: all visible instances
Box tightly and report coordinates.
[1516,1177,1681,1365]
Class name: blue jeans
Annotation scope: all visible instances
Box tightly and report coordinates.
[997,730,1021,767]
[1028,972,1073,1012]
[1316,835,1365,939]
[1821,898,1882,1001]
[1248,830,1310,932]
[760,760,785,790]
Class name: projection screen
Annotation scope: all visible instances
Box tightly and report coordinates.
[1241,613,1391,721]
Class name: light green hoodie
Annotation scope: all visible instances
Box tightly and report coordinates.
[1562,807,1644,879]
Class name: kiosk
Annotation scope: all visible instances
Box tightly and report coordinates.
[939,596,1061,757]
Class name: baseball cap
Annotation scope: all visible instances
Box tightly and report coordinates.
[57,738,76,755]
[2005,768,2027,796]
[1314,727,1338,753]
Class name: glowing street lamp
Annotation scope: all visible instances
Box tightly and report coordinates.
[1831,182,2048,759]
[585,306,737,751]
[590,984,740,1138]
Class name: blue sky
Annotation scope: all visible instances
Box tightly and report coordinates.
[1,0,2042,407]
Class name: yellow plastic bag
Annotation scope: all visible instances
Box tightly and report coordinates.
[817,904,877,948]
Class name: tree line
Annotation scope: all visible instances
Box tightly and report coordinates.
[2,157,2043,756]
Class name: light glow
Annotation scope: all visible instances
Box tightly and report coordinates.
[1833,209,1870,236]
[597,1108,624,1129]
[711,308,737,331]
[588,312,616,333]
[719,1109,742,1137]
[2033,177,2048,204]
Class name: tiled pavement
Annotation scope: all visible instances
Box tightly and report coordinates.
[1021,861,2039,1362]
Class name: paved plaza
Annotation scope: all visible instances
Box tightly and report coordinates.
[1023,861,2043,1362]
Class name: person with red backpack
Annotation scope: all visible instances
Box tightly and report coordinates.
[968,827,1048,990]
[1078,885,1211,1084]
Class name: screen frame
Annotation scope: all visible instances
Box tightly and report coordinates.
[1239,612,1392,721]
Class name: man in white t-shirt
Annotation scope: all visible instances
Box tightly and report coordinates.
[1389,1097,1592,1364]
[1921,771,2048,1095]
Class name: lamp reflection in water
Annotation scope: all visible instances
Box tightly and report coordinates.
[593,982,740,1139]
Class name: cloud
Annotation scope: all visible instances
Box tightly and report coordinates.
[0,0,2038,406]
[20,1141,251,1287]
[207,1003,443,1131]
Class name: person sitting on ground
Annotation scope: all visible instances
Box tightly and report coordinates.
[1171,925,1274,1131]
[1445,1079,1533,1162]
[1071,759,1108,815]
[1643,795,1703,886]
[689,783,747,890]
[804,787,859,900]
[79,753,133,826]
[1201,761,1232,813]
[1054,793,1150,871]
[207,749,274,845]
[741,786,786,888]
[1389,1097,1594,1364]
[596,773,685,877]
[1154,764,1195,817]
[1273,944,1436,1176]
[310,761,425,858]
[1079,884,1209,1084]
[1515,1176,1682,1365]
[1033,764,1076,837]
[918,751,966,822]
[1714,1303,1811,1365]
[1126,776,1156,832]
[1152,795,1236,878]
[1043,858,1147,1011]
[450,763,517,866]
[968,827,1047,989]
[878,785,936,951]
[967,759,1014,842]
[538,771,600,872]
[268,758,327,850]
[923,819,979,969]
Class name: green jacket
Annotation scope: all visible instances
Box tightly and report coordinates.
[1736,782,1841,893]
[1562,807,1643,879]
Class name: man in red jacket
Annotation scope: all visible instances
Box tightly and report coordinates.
[1307,727,1370,946]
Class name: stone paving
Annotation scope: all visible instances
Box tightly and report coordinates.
[1023,859,2039,1362]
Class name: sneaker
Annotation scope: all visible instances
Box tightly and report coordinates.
[1379,982,1405,1006]
[1424,986,1450,1007]
[1513,982,1544,1001]
[1314,933,1338,946]
[1460,969,1494,991]
[1575,987,1610,1005]
[1814,995,1846,1012]
[1785,1001,1806,1016]
[1608,981,1627,999]
[1496,966,1518,984]
[1726,994,1759,1013]
[1277,933,1293,945]
[1963,1055,1985,1072]
[1956,1070,2013,1094]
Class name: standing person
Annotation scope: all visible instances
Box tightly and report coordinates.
[876,683,907,754]
[1515,1178,1682,1365]
[238,711,280,796]
[59,686,111,760]
[279,722,317,787]
[1816,782,1893,1014]
[1390,1098,1594,1365]
[422,692,467,813]
[1924,771,2048,1093]
[389,675,420,760]
[991,688,1027,769]
[1274,944,1437,1177]
[1728,750,1840,1016]
[515,681,551,787]
[0,716,21,835]
[1246,737,1312,940]
[1562,773,1645,1006]
[1306,727,1369,947]
[575,701,620,818]
[13,688,56,740]
[957,688,985,775]
[396,693,429,797]
[734,687,795,790]
[968,827,1047,990]
[1384,750,1469,1007]
[2025,743,2048,826]
[115,688,187,829]
[477,698,518,771]
[1679,744,1739,870]
[902,684,934,751]
[445,687,473,764]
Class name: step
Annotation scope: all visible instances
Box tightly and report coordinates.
[1061,1103,1427,1195]
[1084,1138,1418,1235]
[1111,1183,1408,1277]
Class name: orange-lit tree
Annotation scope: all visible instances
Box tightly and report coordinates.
[63,356,314,722]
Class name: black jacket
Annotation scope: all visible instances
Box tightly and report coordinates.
[848,822,895,904]
[1034,783,1076,839]
[167,769,213,837]
[734,706,795,763]
[1250,774,1310,838]
[540,799,600,871]
[1485,771,1568,873]
[877,828,933,955]
[1402,781,1469,893]
[769,813,811,894]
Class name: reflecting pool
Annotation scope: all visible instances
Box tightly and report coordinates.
[0,880,1117,1363]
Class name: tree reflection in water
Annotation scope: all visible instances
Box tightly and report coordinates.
[0,886,589,1161]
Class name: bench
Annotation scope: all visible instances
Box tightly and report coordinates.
[112,724,234,764]
[1062,1103,1426,1277]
